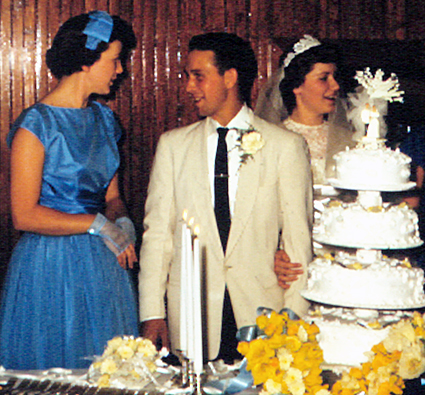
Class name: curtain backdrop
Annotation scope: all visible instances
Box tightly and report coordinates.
[1,0,425,284]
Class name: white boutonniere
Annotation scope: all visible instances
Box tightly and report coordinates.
[235,127,265,166]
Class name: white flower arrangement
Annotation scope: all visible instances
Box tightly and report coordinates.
[235,127,265,166]
[354,68,404,103]
[87,336,168,389]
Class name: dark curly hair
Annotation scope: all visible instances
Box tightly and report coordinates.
[188,32,258,107]
[279,42,341,115]
[46,12,136,79]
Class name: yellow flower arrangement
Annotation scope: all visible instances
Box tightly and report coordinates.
[87,336,163,389]
[331,312,425,395]
[237,311,331,395]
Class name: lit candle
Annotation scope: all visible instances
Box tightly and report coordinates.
[192,225,203,374]
[180,210,188,354]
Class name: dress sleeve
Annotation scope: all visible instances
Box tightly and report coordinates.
[7,106,46,148]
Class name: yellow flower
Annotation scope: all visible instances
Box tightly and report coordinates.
[412,311,425,327]
[284,335,302,352]
[104,337,124,355]
[264,311,285,337]
[252,359,279,385]
[245,338,275,372]
[100,357,118,374]
[97,374,110,387]
[256,314,268,329]
[287,322,300,336]
[137,338,157,357]
[303,367,323,387]
[117,344,134,359]
[237,341,250,356]
[268,333,286,349]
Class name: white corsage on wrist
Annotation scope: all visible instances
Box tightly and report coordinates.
[236,127,265,166]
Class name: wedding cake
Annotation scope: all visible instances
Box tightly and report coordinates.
[301,68,425,370]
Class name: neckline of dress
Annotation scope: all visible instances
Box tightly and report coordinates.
[37,101,96,111]
[283,117,328,133]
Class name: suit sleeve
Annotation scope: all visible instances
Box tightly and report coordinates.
[138,133,176,321]
[278,133,313,317]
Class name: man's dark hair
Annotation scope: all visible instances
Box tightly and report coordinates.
[46,13,136,79]
[188,32,258,107]
[279,43,341,115]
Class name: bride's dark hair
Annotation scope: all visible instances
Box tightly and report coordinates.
[279,43,341,115]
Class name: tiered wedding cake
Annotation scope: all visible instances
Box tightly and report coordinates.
[301,68,425,370]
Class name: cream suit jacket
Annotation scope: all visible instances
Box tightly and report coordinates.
[139,111,313,360]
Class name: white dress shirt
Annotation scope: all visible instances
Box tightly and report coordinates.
[207,105,253,217]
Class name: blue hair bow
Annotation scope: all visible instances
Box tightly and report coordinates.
[83,10,113,50]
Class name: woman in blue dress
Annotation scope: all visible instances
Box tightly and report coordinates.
[0,11,139,369]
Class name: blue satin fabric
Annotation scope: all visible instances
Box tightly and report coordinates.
[0,102,139,370]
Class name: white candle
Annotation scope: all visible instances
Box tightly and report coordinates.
[186,226,194,360]
[180,211,188,354]
[192,225,203,374]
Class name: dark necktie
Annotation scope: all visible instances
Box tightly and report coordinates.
[214,127,231,252]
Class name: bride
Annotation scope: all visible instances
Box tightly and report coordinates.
[255,35,355,289]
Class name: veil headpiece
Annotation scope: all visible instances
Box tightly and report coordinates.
[282,35,321,69]
[254,35,321,124]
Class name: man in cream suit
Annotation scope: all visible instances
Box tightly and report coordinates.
[139,32,313,362]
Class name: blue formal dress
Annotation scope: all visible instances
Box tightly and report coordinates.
[0,101,139,370]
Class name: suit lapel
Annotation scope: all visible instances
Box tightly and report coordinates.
[226,123,262,258]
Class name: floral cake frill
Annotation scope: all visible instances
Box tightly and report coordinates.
[237,310,425,395]
[87,336,168,389]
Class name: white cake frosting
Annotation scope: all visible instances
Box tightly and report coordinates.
[314,199,422,249]
[305,306,414,368]
[329,138,414,191]
[301,251,425,309]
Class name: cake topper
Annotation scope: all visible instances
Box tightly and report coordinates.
[347,68,404,140]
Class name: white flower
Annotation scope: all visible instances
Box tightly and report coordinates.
[277,347,294,371]
[235,127,265,166]
[264,378,283,394]
[240,131,265,155]
[384,321,416,352]
[297,325,308,343]
[315,390,331,395]
[398,341,425,379]
[284,367,303,385]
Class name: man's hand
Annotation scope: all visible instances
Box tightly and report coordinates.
[140,319,170,350]
[274,249,304,289]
